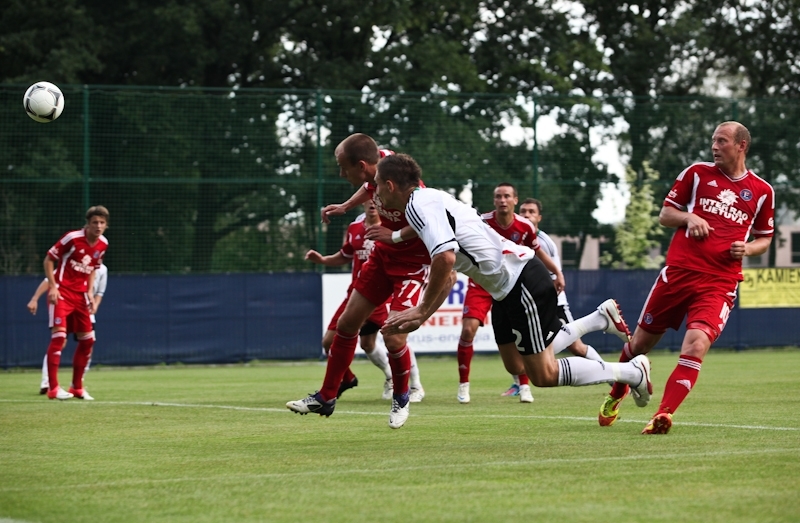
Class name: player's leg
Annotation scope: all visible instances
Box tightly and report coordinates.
[643,278,733,434]
[408,346,425,402]
[45,328,70,399]
[40,353,49,394]
[495,258,650,395]
[456,318,480,403]
[359,326,393,400]
[70,331,95,400]
[557,302,604,362]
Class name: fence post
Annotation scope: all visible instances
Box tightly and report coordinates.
[82,85,91,209]
[532,96,539,198]
[731,99,738,121]
[315,89,324,272]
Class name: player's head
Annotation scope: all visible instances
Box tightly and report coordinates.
[85,205,109,238]
[713,121,750,173]
[374,154,421,208]
[493,183,518,216]
[363,200,379,219]
[519,198,542,226]
[335,134,380,186]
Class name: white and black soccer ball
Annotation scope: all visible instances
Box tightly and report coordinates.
[23,82,65,123]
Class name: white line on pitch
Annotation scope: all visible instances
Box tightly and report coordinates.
[2,398,798,432]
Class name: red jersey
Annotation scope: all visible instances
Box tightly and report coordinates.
[47,229,109,293]
[481,211,540,250]
[340,215,377,281]
[664,162,774,281]
[363,149,431,264]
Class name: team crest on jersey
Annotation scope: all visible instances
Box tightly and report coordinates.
[93,251,100,258]
[644,313,653,325]
[740,189,753,201]
[511,232,520,242]
[55,318,62,325]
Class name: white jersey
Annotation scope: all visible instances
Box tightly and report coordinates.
[406,188,534,300]
[533,229,567,306]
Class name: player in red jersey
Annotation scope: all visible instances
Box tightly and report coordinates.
[455,183,566,405]
[305,202,395,400]
[287,134,447,428]
[42,205,110,400]
[598,121,775,434]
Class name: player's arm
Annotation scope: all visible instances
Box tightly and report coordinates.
[27,279,49,315]
[364,224,418,244]
[304,249,350,266]
[660,204,714,238]
[320,187,372,224]
[535,248,565,293]
[94,267,107,313]
[43,256,60,305]
[730,236,772,260]
[382,250,457,335]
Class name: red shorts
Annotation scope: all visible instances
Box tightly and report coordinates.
[327,286,390,332]
[637,266,738,343]
[462,280,492,325]
[353,247,429,312]
[48,287,93,333]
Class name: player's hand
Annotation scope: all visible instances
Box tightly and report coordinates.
[687,215,714,239]
[554,272,566,294]
[381,308,424,335]
[364,225,393,243]
[27,299,38,315]
[321,204,346,224]
[87,295,96,314]
[730,241,747,260]
[305,250,325,264]
[47,287,60,305]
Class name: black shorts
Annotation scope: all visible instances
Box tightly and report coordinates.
[492,257,561,355]
[359,320,381,336]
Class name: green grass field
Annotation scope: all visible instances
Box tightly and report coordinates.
[1,349,799,523]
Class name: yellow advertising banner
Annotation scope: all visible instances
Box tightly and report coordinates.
[740,268,800,308]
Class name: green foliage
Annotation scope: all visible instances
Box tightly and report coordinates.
[1,352,799,522]
[602,162,665,269]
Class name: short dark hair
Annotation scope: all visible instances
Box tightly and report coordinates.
[86,205,109,222]
[339,133,380,166]
[521,198,541,213]
[376,154,421,190]
[495,182,517,197]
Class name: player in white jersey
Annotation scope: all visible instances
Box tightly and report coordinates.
[29,262,108,395]
[375,154,653,414]
[518,198,604,364]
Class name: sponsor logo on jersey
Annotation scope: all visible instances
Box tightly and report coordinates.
[68,254,95,275]
[644,313,653,324]
[698,189,749,224]
[740,189,753,201]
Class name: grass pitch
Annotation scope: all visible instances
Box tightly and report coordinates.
[1,349,799,523]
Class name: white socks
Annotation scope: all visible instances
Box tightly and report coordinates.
[557,358,642,387]
[366,347,392,379]
[409,348,422,389]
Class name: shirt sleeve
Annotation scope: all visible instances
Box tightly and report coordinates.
[664,165,694,210]
[406,191,459,257]
[751,183,776,238]
[94,266,108,296]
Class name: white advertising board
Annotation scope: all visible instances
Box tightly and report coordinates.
[322,273,498,354]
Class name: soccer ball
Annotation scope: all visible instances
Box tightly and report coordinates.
[23,82,65,123]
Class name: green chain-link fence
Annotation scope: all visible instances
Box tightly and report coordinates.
[1,85,796,275]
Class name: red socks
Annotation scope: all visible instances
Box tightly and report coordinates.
[609,342,635,399]
[46,332,67,390]
[518,373,529,386]
[319,330,358,401]
[457,338,473,383]
[658,355,702,415]
[387,344,411,396]
[71,334,94,391]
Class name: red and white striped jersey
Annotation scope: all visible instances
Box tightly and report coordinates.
[664,162,774,281]
[47,229,108,293]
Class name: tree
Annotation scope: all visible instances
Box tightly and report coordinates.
[602,162,664,269]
